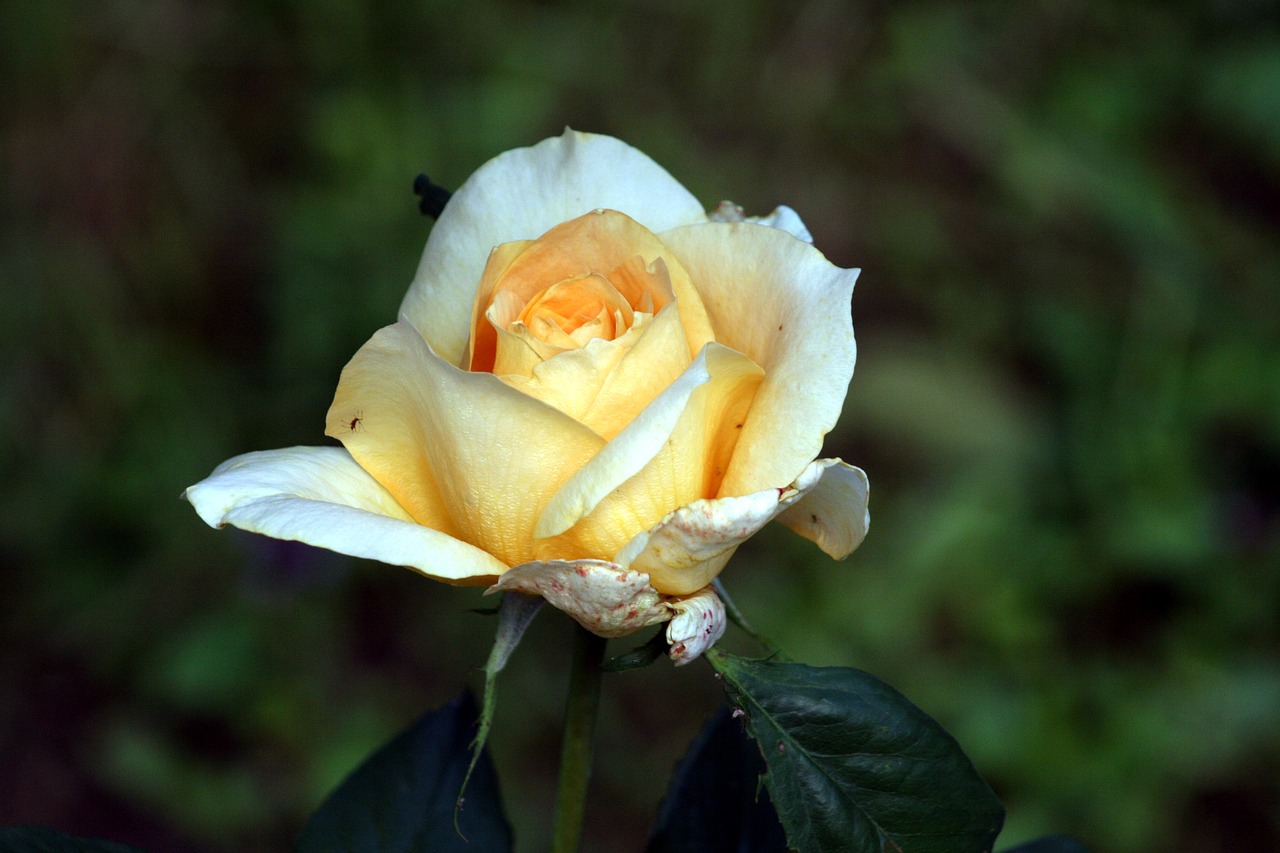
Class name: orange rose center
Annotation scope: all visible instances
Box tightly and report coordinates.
[464,210,679,373]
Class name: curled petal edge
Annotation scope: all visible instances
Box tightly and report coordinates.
[183,446,509,585]
[487,561,727,665]
[616,458,870,596]
[488,559,669,638]
[666,586,727,666]
[706,201,813,243]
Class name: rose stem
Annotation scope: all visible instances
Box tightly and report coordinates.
[550,623,607,853]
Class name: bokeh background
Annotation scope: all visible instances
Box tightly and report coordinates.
[4,2,1279,851]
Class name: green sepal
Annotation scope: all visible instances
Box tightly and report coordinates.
[456,592,544,821]
[602,627,668,672]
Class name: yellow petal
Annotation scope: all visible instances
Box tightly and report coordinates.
[470,241,536,372]
[326,321,605,567]
[544,343,763,571]
[499,308,658,429]
[579,302,691,439]
[403,130,707,366]
[183,446,507,585]
[658,222,859,496]
[533,342,717,541]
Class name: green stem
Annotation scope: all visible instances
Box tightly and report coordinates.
[551,623,607,853]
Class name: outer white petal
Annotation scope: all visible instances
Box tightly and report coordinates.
[402,130,707,365]
[183,446,508,584]
[746,205,813,243]
[488,559,670,638]
[707,201,813,243]
[666,586,727,666]
[777,460,870,559]
[658,222,858,497]
[616,458,865,594]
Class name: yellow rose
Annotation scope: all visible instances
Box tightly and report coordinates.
[185,130,868,664]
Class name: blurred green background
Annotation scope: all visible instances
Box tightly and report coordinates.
[3,1,1278,851]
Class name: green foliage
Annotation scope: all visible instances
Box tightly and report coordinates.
[0,827,144,853]
[2,1,1278,851]
[294,693,512,853]
[647,705,787,853]
[709,651,1004,853]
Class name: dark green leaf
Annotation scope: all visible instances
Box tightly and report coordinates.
[1000,838,1090,853]
[0,826,146,852]
[646,704,788,853]
[294,692,512,853]
[708,650,1004,853]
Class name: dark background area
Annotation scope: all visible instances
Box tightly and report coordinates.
[3,2,1279,851]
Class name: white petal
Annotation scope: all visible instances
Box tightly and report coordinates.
[777,459,870,559]
[615,458,860,595]
[402,130,707,365]
[615,488,789,596]
[658,222,858,497]
[666,586,727,666]
[488,559,670,638]
[183,446,508,584]
[746,205,813,243]
[707,201,813,242]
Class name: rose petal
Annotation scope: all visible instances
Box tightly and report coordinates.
[578,302,691,439]
[549,343,764,575]
[746,205,813,243]
[503,303,689,438]
[488,559,670,638]
[532,343,715,540]
[613,458,856,595]
[466,210,714,373]
[777,459,870,559]
[183,446,507,585]
[535,342,762,549]
[658,222,859,497]
[666,586,727,666]
[402,130,708,366]
[708,201,814,243]
[326,320,605,567]
[615,487,787,596]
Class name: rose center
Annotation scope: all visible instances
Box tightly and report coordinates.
[465,210,687,374]
[516,273,633,348]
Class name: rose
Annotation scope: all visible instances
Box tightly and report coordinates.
[185,130,869,664]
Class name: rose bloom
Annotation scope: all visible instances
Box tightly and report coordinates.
[185,130,868,664]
